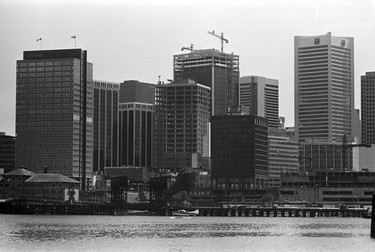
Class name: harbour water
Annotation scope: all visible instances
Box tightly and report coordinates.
[0,214,374,252]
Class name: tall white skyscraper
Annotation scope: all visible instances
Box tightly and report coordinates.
[294,32,354,142]
[239,76,279,128]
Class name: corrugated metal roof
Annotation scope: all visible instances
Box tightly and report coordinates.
[25,174,80,184]
[5,168,35,176]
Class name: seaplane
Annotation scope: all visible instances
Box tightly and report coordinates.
[171,209,199,217]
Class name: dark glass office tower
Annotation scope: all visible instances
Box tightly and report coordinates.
[211,115,268,192]
[174,49,239,116]
[361,72,375,144]
[16,49,93,189]
[118,80,155,168]
[119,102,153,167]
[93,80,119,174]
[0,132,15,173]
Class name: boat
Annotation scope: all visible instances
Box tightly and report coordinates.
[113,209,127,216]
[172,209,199,217]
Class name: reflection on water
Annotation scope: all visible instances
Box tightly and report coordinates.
[0,215,373,251]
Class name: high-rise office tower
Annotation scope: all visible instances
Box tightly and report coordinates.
[119,80,155,168]
[93,80,120,174]
[16,49,93,189]
[361,72,375,144]
[295,32,354,143]
[174,49,239,116]
[153,80,211,172]
[239,76,279,128]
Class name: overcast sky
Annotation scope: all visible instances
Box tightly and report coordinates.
[1,0,375,135]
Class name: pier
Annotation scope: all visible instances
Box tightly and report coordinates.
[165,207,368,218]
[0,201,369,217]
[0,202,118,215]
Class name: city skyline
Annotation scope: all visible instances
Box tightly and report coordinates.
[1,0,375,135]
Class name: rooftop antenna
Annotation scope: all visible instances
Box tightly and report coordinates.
[207,31,228,52]
[37,37,42,50]
[71,35,76,48]
[181,44,194,53]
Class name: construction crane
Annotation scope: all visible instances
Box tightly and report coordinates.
[208,31,228,52]
[181,44,194,52]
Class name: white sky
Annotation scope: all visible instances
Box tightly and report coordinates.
[1,0,375,135]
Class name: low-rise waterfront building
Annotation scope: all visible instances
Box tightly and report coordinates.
[280,171,375,206]
[299,140,353,173]
[190,171,213,206]
[0,168,34,199]
[24,173,80,203]
[149,173,176,206]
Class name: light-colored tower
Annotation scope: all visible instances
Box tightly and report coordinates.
[16,49,93,189]
[295,32,354,143]
[239,76,279,128]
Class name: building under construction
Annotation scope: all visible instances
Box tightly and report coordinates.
[153,80,211,172]
[173,49,239,116]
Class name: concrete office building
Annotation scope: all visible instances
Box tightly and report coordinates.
[211,114,268,194]
[153,80,211,171]
[93,80,120,174]
[361,72,375,145]
[240,76,279,128]
[295,32,354,143]
[268,128,299,188]
[16,49,93,189]
[174,49,239,116]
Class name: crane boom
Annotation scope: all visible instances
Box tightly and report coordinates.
[181,44,194,52]
[208,31,228,52]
